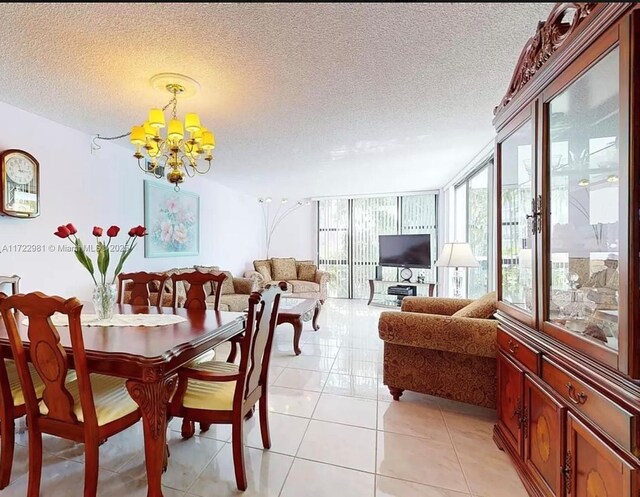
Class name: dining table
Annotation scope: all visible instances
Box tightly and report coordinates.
[0,303,246,497]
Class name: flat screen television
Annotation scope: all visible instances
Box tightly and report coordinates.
[379,234,431,269]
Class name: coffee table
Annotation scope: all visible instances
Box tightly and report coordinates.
[277,297,321,355]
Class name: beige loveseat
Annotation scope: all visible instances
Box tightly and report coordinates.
[246,258,328,303]
[123,265,259,312]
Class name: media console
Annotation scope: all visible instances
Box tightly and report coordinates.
[367,279,436,308]
[387,285,417,297]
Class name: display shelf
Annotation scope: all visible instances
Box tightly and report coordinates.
[367,279,436,306]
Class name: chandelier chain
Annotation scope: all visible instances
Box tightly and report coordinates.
[170,90,178,120]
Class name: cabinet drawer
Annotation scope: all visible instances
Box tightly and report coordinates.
[542,358,635,453]
[497,328,539,373]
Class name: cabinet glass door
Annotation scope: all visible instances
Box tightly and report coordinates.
[547,48,620,352]
[500,119,535,318]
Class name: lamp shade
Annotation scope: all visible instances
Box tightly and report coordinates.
[435,243,480,268]
[148,108,166,128]
[184,113,201,133]
[130,126,146,146]
[201,131,215,150]
[167,119,184,141]
[520,248,533,269]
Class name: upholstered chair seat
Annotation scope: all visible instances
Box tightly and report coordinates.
[179,361,239,411]
[4,360,46,406]
[285,280,320,293]
[39,374,138,426]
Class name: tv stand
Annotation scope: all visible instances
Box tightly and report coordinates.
[367,279,436,308]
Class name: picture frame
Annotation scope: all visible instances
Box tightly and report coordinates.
[143,180,200,257]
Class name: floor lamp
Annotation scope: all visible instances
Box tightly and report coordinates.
[435,242,480,298]
[258,197,311,258]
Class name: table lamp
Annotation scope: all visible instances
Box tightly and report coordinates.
[435,243,480,298]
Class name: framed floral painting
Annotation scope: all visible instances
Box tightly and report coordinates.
[143,180,199,257]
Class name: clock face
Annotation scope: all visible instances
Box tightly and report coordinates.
[6,155,35,184]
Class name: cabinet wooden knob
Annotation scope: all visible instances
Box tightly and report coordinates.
[566,382,588,405]
[508,339,519,355]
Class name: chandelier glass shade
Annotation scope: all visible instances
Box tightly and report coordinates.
[130,83,215,189]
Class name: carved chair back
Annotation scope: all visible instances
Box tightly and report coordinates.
[0,292,99,427]
[171,271,227,310]
[0,275,20,296]
[117,271,168,306]
[236,283,285,401]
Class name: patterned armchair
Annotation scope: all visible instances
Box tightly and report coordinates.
[245,258,328,303]
[378,292,498,408]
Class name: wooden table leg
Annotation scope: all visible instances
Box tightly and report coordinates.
[292,319,303,355]
[126,376,177,497]
[312,303,321,331]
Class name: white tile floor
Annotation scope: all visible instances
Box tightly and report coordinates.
[2,299,528,496]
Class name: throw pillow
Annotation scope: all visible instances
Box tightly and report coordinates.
[452,291,497,319]
[194,266,234,295]
[271,257,297,280]
[253,260,272,282]
[298,264,317,282]
[217,270,235,295]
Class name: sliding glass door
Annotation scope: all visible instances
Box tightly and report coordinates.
[467,165,491,298]
[352,197,398,299]
[318,193,438,298]
[318,199,350,298]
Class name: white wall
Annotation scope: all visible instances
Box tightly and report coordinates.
[0,100,263,298]
[260,203,317,262]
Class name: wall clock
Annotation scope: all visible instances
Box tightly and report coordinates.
[0,149,40,218]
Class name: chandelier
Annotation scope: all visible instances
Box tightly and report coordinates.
[129,73,215,189]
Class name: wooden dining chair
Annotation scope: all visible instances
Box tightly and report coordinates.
[169,283,285,490]
[0,319,46,488]
[170,271,227,310]
[0,292,142,497]
[117,271,168,306]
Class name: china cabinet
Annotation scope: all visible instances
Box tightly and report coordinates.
[493,3,640,496]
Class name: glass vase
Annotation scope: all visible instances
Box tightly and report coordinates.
[92,283,117,320]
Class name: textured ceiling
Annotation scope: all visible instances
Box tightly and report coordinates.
[0,2,553,197]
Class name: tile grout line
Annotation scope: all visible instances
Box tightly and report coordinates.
[178,435,227,496]
[440,404,475,496]
[374,376,379,496]
[292,451,473,494]
[276,352,329,497]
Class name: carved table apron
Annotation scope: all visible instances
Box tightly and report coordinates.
[0,304,246,497]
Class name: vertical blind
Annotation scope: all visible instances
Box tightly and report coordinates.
[318,194,438,299]
[317,199,350,298]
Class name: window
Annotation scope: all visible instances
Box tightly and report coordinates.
[451,158,494,298]
[318,193,438,298]
[467,167,491,298]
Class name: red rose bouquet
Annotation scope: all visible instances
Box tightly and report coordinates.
[54,223,147,319]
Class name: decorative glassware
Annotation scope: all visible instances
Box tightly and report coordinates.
[92,283,117,320]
